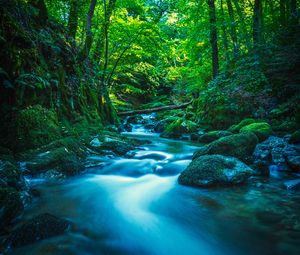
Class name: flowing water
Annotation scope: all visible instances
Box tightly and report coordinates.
[10,119,300,255]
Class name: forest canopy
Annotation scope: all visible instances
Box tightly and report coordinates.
[0,0,299,149]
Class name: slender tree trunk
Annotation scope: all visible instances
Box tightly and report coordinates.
[226,0,239,58]
[98,0,118,125]
[82,0,97,59]
[207,0,219,79]
[220,0,230,63]
[68,0,79,39]
[253,0,262,48]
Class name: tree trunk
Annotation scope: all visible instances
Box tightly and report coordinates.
[82,0,97,59]
[226,0,239,58]
[68,0,79,39]
[253,0,262,48]
[207,0,219,79]
[220,0,230,63]
[98,0,118,125]
[117,101,193,117]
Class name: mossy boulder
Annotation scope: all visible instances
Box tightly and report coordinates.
[228,118,257,133]
[26,147,83,176]
[15,105,61,151]
[289,130,300,144]
[160,119,198,138]
[0,160,26,190]
[240,122,272,141]
[0,187,23,230]
[193,132,259,162]
[272,121,299,133]
[6,213,71,248]
[178,155,254,188]
[197,130,233,143]
[98,141,135,156]
[228,118,267,135]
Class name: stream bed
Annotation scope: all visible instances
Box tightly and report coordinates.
[9,124,300,255]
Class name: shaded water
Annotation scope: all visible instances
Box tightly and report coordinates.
[11,126,300,255]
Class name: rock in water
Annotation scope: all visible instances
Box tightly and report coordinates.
[252,136,300,173]
[178,155,254,188]
[284,179,300,191]
[7,213,70,248]
[193,132,259,162]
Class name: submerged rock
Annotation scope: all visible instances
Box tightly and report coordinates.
[6,213,70,248]
[193,132,259,162]
[284,179,300,191]
[178,155,254,188]
[0,187,24,231]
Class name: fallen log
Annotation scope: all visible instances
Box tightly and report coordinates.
[117,100,193,116]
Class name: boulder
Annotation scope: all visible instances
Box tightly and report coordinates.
[160,119,197,139]
[228,118,257,133]
[6,213,70,248]
[26,147,83,176]
[178,155,254,188]
[289,130,300,144]
[193,132,259,162]
[252,136,300,174]
[98,141,135,156]
[0,160,26,190]
[240,122,272,141]
[90,137,102,148]
[197,130,232,143]
[0,187,23,230]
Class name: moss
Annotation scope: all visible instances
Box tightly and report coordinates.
[0,160,25,190]
[160,119,197,138]
[178,155,254,187]
[193,132,259,162]
[198,130,232,143]
[0,187,23,230]
[15,105,61,152]
[26,147,83,175]
[228,118,257,133]
[98,141,135,156]
[289,130,300,144]
[272,120,299,133]
[240,122,272,141]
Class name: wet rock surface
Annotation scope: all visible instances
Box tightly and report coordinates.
[179,155,254,187]
[6,213,70,248]
[193,132,259,162]
[252,136,300,174]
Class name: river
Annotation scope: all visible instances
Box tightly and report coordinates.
[10,119,300,255]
